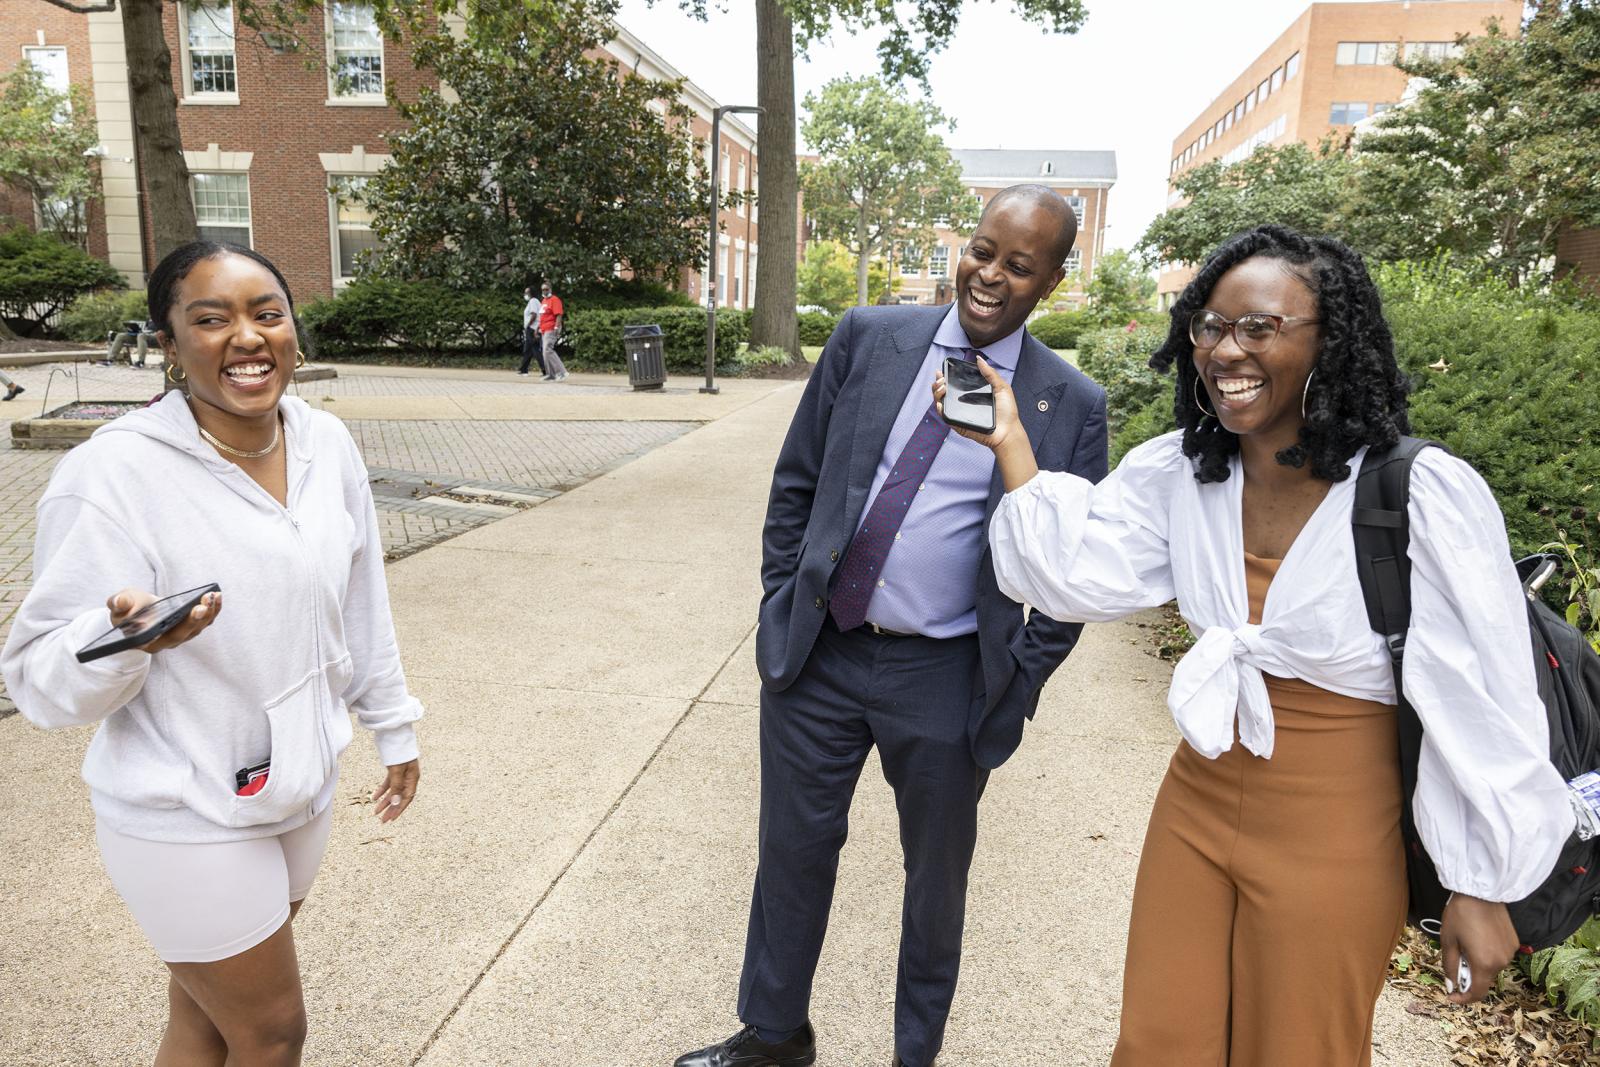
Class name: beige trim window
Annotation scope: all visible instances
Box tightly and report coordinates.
[328,2,384,100]
[1336,41,1399,66]
[192,172,252,248]
[330,176,379,283]
[184,2,238,98]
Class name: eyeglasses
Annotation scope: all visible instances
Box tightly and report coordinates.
[1189,310,1319,354]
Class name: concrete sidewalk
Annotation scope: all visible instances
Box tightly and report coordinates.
[0,381,1452,1065]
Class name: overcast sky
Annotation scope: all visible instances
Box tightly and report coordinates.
[613,0,1364,254]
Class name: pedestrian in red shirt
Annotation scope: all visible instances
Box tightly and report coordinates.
[539,282,567,381]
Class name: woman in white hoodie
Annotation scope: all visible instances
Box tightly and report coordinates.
[1,242,423,1065]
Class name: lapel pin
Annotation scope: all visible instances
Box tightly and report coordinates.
[1037,400,1049,412]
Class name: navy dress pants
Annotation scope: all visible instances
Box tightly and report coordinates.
[518,326,545,375]
[738,621,989,1067]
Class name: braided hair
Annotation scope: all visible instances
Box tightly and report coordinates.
[1148,225,1409,484]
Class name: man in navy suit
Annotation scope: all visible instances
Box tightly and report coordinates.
[676,185,1109,1067]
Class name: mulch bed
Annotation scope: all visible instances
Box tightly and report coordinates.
[1388,927,1599,1064]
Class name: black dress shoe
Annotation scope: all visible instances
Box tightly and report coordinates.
[674,1022,816,1067]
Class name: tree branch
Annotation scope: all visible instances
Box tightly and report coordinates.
[37,0,118,12]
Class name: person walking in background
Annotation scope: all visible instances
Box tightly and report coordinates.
[538,281,567,382]
[517,286,545,377]
[2,240,424,1066]
[945,224,1572,1065]
[675,185,1108,1067]
[1,368,23,401]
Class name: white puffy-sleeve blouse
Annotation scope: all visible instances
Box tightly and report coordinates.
[991,430,1573,902]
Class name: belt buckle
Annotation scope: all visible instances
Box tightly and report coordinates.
[869,622,888,636]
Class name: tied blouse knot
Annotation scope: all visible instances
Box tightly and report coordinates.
[989,431,1575,903]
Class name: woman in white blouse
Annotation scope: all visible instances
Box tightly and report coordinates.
[936,225,1572,1065]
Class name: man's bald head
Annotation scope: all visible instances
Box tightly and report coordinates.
[981,184,1079,270]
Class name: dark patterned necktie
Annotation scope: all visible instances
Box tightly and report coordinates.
[828,347,978,632]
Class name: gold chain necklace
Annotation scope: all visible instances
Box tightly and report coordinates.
[198,420,281,460]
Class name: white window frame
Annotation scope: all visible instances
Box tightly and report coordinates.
[325,2,385,105]
[179,2,239,103]
[191,171,253,248]
[328,174,381,286]
[1062,195,1087,227]
[21,45,69,94]
[736,159,747,218]
[1065,249,1083,277]
[928,244,950,277]
[899,245,923,278]
[1285,51,1302,80]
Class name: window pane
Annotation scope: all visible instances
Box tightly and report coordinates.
[1330,103,1347,124]
[1286,51,1301,80]
[929,246,949,276]
[1065,249,1083,275]
[1063,196,1086,226]
[331,1,382,96]
[1348,102,1369,122]
[198,224,250,248]
[192,173,250,225]
[1377,42,1398,65]
[1270,67,1284,91]
[1356,42,1378,64]
[1336,42,1357,65]
[1245,89,1256,112]
[1259,76,1271,99]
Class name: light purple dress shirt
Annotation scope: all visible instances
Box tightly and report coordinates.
[858,305,1024,638]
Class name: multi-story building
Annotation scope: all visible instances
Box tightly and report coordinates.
[1156,0,1523,305]
[1,3,761,306]
[893,148,1116,308]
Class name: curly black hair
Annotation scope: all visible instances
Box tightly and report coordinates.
[1148,224,1410,484]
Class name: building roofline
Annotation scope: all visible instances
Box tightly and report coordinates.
[607,22,757,147]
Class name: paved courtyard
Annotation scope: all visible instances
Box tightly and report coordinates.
[0,360,771,712]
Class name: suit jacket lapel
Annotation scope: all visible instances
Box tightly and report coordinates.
[844,309,943,528]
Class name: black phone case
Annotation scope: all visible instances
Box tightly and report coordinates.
[941,359,996,434]
[75,583,220,663]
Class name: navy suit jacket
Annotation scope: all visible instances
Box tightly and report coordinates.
[756,305,1109,769]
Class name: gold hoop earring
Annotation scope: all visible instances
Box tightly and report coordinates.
[1193,376,1216,420]
[166,363,187,384]
[295,349,307,369]
[1300,368,1316,420]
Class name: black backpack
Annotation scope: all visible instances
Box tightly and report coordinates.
[1352,436,1600,951]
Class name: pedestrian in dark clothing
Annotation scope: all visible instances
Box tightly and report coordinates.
[518,286,546,377]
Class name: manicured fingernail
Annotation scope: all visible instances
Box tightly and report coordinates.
[1444,979,1454,995]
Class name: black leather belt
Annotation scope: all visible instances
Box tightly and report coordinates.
[824,614,920,638]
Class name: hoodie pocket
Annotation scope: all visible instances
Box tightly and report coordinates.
[226,671,330,827]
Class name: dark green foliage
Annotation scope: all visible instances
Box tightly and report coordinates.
[1028,310,1091,351]
[1075,323,1170,442]
[58,289,149,343]
[298,278,521,361]
[797,310,838,347]
[1376,261,1600,558]
[561,306,749,371]
[566,277,697,311]
[0,227,123,337]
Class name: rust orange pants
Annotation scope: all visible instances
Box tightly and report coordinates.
[1112,554,1408,1067]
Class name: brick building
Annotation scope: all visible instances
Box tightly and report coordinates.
[1,3,762,307]
[891,148,1115,308]
[1156,0,1523,305]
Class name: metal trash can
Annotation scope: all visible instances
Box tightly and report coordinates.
[623,323,666,391]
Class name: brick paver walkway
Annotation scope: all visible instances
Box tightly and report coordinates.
[0,362,694,711]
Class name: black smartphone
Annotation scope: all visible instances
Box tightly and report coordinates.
[75,583,221,663]
[941,356,996,434]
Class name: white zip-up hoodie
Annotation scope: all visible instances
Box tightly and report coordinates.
[1,391,422,843]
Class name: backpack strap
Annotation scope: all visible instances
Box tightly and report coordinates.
[1352,436,1436,665]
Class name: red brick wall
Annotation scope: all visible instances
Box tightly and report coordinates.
[2,1,109,259]
[141,5,437,301]
[1557,223,1600,294]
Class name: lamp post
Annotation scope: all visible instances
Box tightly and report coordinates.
[702,104,763,395]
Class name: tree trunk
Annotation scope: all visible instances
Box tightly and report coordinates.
[855,208,870,306]
[747,0,800,359]
[123,0,196,262]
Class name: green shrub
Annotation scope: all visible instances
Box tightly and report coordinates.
[561,306,748,371]
[58,289,149,343]
[1377,262,1600,559]
[797,310,838,347]
[0,227,124,336]
[1520,916,1600,1029]
[1112,395,1176,468]
[299,277,520,361]
[567,276,697,310]
[1029,309,1092,350]
[1076,323,1170,444]
[738,344,792,369]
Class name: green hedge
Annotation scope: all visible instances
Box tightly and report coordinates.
[58,289,149,343]
[1029,310,1093,351]
[797,310,838,347]
[0,227,124,337]
[300,277,520,361]
[563,306,749,371]
[1092,263,1599,560]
